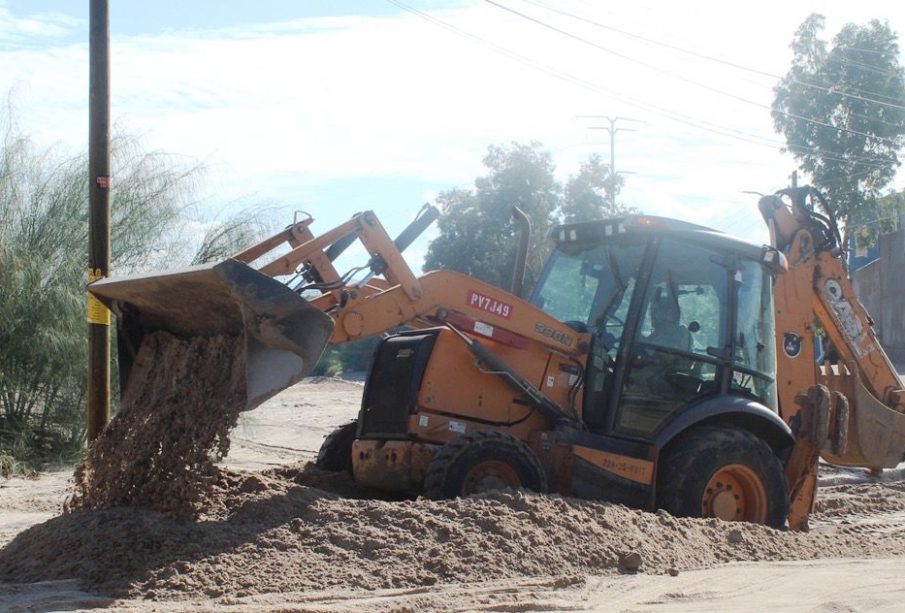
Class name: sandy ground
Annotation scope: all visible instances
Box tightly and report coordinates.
[2,378,905,612]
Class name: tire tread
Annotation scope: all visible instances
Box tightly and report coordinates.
[424,430,546,499]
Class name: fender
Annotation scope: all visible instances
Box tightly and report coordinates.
[654,395,794,458]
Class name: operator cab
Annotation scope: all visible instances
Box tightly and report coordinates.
[531,215,783,441]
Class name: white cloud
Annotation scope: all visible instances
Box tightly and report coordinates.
[0,0,901,250]
[0,3,81,44]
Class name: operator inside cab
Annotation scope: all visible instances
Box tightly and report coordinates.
[636,284,698,398]
[645,287,692,353]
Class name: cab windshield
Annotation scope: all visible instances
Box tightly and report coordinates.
[532,234,777,414]
[530,237,646,332]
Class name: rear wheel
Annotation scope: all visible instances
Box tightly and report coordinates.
[656,426,788,528]
[424,430,547,499]
[315,421,358,472]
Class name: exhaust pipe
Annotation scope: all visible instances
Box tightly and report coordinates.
[511,205,531,298]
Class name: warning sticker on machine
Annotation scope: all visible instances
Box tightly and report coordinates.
[467,290,513,319]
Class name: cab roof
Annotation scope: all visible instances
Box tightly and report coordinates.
[551,214,767,261]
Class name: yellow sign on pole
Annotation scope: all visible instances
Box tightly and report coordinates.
[87,268,111,325]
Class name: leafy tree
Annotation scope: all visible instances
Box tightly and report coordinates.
[561,153,634,222]
[425,142,560,291]
[772,14,905,247]
[847,190,905,248]
[0,118,201,469]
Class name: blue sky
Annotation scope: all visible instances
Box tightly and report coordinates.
[5,1,404,36]
[1,1,903,271]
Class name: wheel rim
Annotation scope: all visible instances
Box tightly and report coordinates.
[702,464,768,523]
[462,460,521,494]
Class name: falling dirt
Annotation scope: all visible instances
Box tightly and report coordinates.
[65,332,246,519]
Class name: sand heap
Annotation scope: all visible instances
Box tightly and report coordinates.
[3,340,905,602]
[66,331,246,519]
[3,462,905,601]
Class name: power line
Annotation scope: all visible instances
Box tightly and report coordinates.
[521,0,905,109]
[385,0,893,170]
[381,0,770,146]
[521,0,773,79]
[484,0,904,146]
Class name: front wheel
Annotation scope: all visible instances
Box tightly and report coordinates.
[656,426,788,528]
[315,421,357,472]
[424,430,548,499]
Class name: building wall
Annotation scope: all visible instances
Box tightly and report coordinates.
[853,225,905,364]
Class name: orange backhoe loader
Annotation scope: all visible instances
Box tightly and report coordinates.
[88,186,905,530]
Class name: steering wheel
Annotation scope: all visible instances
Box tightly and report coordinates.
[563,320,589,333]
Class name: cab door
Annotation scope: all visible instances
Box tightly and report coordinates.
[610,238,729,439]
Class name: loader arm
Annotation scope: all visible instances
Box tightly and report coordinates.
[89,206,584,417]
[760,187,905,529]
[233,208,585,357]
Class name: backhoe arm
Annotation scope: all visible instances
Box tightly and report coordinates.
[760,187,905,529]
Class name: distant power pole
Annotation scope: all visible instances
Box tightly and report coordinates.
[579,115,643,208]
[88,0,111,441]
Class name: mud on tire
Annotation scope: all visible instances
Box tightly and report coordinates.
[315,421,358,472]
[424,430,548,500]
[656,425,788,529]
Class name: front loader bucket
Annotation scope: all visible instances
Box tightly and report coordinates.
[89,259,334,411]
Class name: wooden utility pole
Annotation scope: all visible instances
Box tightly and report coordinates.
[87,0,111,441]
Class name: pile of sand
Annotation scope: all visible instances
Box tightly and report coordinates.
[4,332,905,603]
[3,463,905,600]
[65,332,245,519]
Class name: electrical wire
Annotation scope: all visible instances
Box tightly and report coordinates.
[520,0,905,111]
[385,0,893,169]
[484,0,904,146]
[379,0,762,146]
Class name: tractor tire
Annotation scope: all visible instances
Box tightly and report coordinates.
[656,425,788,529]
[424,430,548,500]
[315,421,358,472]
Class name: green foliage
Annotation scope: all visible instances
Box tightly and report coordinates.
[848,190,905,248]
[772,14,905,244]
[0,117,201,469]
[0,452,14,478]
[562,153,636,223]
[425,142,634,294]
[424,142,560,290]
[312,337,380,377]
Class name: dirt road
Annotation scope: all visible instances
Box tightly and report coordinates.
[2,378,904,612]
